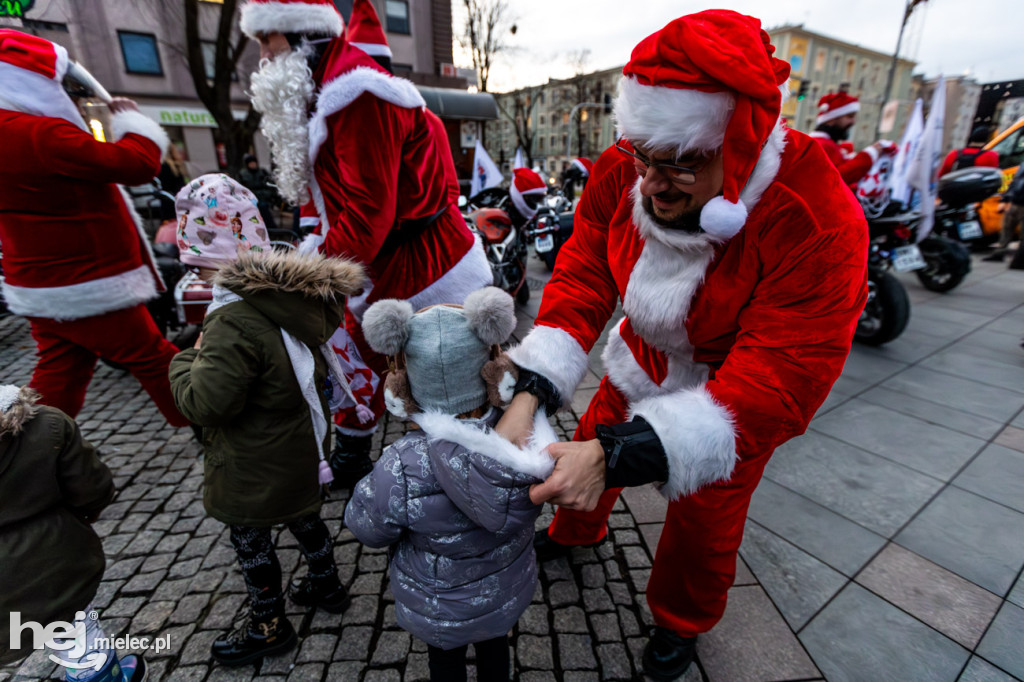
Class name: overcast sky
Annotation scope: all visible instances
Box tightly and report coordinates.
[454,0,1020,93]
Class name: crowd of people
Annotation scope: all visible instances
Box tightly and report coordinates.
[0,1,1016,681]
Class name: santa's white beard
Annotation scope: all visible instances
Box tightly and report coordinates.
[249,49,316,206]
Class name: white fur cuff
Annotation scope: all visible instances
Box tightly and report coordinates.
[629,387,738,500]
[507,325,589,408]
[111,111,170,155]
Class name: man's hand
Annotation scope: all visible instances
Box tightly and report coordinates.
[872,139,897,156]
[529,439,606,511]
[108,97,140,114]
[495,391,539,446]
[193,332,203,350]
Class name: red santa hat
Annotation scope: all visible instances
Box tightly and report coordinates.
[614,10,790,241]
[509,168,547,220]
[0,29,87,130]
[817,92,860,125]
[571,157,594,177]
[346,0,392,58]
[240,0,344,39]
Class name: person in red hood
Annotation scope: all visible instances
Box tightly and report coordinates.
[0,30,188,428]
[240,0,491,487]
[810,92,895,188]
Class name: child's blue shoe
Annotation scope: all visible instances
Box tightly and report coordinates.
[68,652,146,682]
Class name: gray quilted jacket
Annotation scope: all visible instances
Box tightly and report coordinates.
[344,408,556,650]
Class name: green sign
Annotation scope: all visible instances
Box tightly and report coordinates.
[0,0,34,18]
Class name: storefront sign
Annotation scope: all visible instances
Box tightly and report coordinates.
[138,105,246,129]
[0,0,34,17]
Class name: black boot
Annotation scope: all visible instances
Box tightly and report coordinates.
[210,611,297,667]
[329,433,374,489]
[288,575,352,613]
[642,627,697,681]
[533,527,606,563]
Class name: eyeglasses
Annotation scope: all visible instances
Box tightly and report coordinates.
[614,141,711,185]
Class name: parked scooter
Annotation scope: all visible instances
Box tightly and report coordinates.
[856,211,921,345]
[932,166,1005,249]
[531,188,574,271]
[461,187,533,305]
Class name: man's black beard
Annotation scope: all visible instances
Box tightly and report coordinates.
[643,196,703,233]
[816,122,850,143]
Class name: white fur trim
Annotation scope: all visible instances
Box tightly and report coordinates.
[571,158,590,176]
[817,100,860,125]
[699,197,747,241]
[0,61,88,131]
[384,386,408,419]
[863,145,880,163]
[497,371,516,404]
[53,44,70,81]
[628,387,737,500]
[111,110,170,155]
[309,66,426,168]
[239,1,344,38]
[628,180,717,252]
[601,321,710,403]
[415,409,557,479]
[297,232,325,256]
[352,42,393,58]
[118,187,166,292]
[3,264,157,321]
[737,120,787,215]
[406,234,491,310]
[615,76,735,155]
[507,325,589,407]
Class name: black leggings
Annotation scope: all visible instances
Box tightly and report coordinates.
[229,513,337,620]
[427,635,509,682]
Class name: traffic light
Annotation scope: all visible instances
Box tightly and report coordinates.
[797,80,811,101]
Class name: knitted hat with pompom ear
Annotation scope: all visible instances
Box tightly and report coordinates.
[615,10,790,241]
[239,0,344,40]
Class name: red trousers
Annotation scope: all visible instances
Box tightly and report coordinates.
[27,304,189,426]
[548,376,771,637]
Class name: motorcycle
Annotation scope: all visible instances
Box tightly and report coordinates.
[531,189,574,271]
[856,211,920,345]
[461,187,532,305]
[932,166,1004,249]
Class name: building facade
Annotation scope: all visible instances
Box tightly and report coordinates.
[974,79,1024,134]
[912,75,983,153]
[767,24,916,151]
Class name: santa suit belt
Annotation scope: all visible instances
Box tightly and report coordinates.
[378,205,450,257]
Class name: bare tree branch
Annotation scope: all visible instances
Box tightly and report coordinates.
[459,0,514,92]
[495,83,546,167]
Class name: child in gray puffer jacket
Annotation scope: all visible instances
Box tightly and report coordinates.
[344,287,556,682]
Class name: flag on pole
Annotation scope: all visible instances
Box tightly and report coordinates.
[909,76,945,242]
[470,139,503,197]
[513,147,526,169]
[888,98,924,207]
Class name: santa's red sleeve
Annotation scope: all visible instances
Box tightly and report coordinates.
[813,134,876,185]
[507,150,625,403]
[321,94,401,266]
[38,111,167,185]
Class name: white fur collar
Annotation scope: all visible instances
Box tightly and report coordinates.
[414,409,557,480]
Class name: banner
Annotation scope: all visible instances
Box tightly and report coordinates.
[470,139,503,197]
[888,98,924,207]
[909,76,945,242]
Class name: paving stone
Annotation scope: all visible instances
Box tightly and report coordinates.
[620,484,668,524]
[958,656,1020,682]
[607,582,632,607]
[206,667,255,682]
[179,629,221,665]
[370,631,410,665]
[596,642,632,680]
[119,530,164,556]
[620,546,651,568]
[612,529,641,546]
[342,596,378,625]
[130,600,175,633]
[333,626,373,660]
[580,564,605,589]
[557,634,597,670]
[179,534,217,558]
[350,572,384,595]
[189,567,227,594]
[152,578,192,601]
[953,443,1024,513]
[140,553,176,574]
[405,652,430,681]
[168,558,203,579]
[562,673,599,682]
[171,593,211,625]
[519,604,549,635]
[628,569,650,593]
[148,623,195,659]
[607,513,633,529]
[105,596,148,618]
[548,580,580,607]
[363,670,401,682]
[975,601,1024,679]
[286,663,325,682]
[517,634,555,670]
[163,666,208,681]
[327,662,364,680]
[553,606,588,633]
[296,633,337,663]
[589,612,620,642]
[582,587,614,614]
[542,558,573,582]
[122,568,167,593]
[1008,572,1024,610]
[259,643,299,674]
[616,606,641,638]
[105,557,145,580]
[202,594,247,629]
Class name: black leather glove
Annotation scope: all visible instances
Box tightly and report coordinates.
[595,416,669,489]
[514,368,562,417]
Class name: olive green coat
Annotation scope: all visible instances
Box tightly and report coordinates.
[169,251,364,527]
[0,388,113,665]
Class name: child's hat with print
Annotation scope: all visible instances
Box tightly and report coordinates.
[175,173,272,268]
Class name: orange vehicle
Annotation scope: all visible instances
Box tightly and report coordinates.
[977,116,1024,241]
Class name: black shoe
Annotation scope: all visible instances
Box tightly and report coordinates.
[533,528,606,563]
[288,575,352,613]
[642,627,697,681]
[210,612,297,667]
[329,434,374,489]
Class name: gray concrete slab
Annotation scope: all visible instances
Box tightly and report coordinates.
[895,486,1024,596]
[953,443,1024,513]
[958,656,1022,682]
[921,351,1024,395]
[879,366,1024,422]
[857,385,1006,440]
[800,583,970,682]
[975,602,1024,680]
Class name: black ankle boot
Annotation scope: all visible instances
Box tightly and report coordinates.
[210,611,297,667]
[642,627,697,680]
[288,575,352,613]
[329,433,373,489]
[533,528,606,563]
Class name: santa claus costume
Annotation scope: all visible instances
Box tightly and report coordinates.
[809,92,882,186]
[240,0,490,477]
[508,9,867,661]
[0,30,188,426]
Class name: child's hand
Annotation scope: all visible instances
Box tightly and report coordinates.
[193,333,203,349]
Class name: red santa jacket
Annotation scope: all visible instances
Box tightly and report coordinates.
[938,147,999,177]
[0,110,168,320]
[307,40,489,317]
[810,131,878,186]
[509,127,868,499]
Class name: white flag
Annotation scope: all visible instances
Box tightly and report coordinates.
[513,147,526,169]
[909,76,945,242]
[470,139,503,197]
[889,98,924,206]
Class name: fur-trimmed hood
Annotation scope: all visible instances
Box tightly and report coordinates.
[214,250,365,346]
[0,386,40,437]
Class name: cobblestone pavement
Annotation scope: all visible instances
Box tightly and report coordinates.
[3,254,1024,681]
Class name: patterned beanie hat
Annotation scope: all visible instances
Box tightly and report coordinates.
[175,174,271,268]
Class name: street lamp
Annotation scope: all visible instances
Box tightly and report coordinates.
[566,101,604,160]
[877,0,929,138]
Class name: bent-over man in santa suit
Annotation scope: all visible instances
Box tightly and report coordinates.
[0,30,188,427]
[496,11,868,680]
[810,92,895,187]
[240,0,490,485]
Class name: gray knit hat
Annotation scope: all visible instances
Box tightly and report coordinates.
[361,287,518,417]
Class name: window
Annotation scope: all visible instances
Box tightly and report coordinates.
[992,127,1024,169]
[538,137,545,152]
[386,0,409,34]
[540,115,546,126]
[118,31,162,76]
[200,41,236,82]
[550,135,555,148]
[814,49,826,72]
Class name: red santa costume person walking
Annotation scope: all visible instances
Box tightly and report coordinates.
[810,91,894,187]
[495,11,867,680]
[240,0,490,486]
[0,30,189,427]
